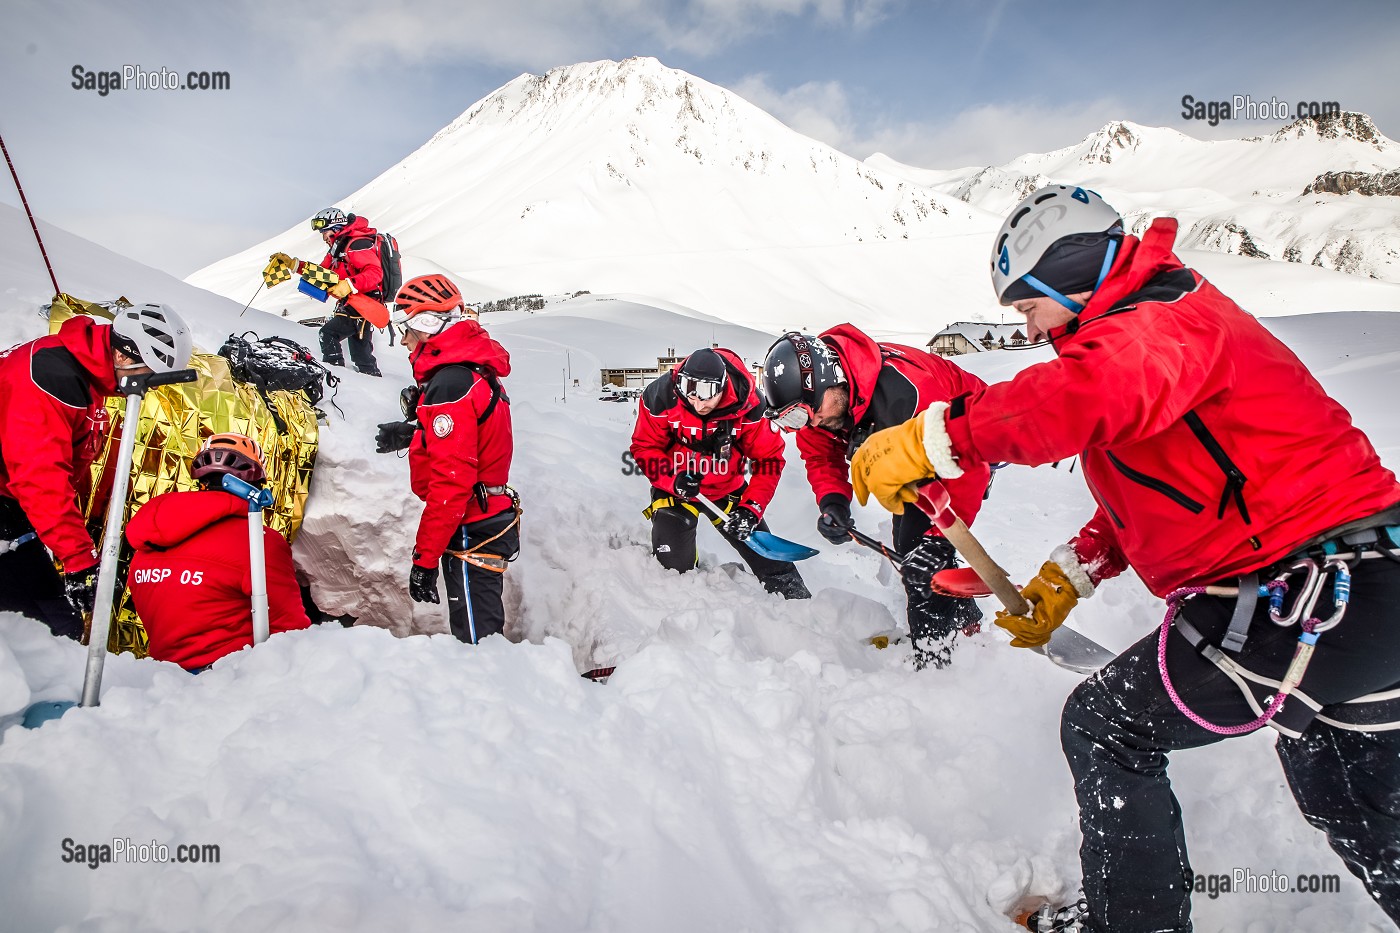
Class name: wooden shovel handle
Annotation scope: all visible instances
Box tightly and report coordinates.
[912,482,1031,616]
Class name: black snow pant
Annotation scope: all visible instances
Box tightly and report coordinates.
[1061,556,1400,933]
[648,487,810,599]
[0,497,85,640]
[319,311,380,375]
[892,508,981,667]
[441,511,520,645]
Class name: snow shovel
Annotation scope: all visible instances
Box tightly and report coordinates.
[20,369,203,728]
[910,481,1115,675]
[220,474,274,645]
[693,493,819,562]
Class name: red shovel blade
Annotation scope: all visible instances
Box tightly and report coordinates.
[929,566,995,598]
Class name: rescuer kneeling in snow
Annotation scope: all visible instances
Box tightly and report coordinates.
[849,184,1400,933]
[628,347,810,600]
[127,434,311,672]
[375,275,519,644]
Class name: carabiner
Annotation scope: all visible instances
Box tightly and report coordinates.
[1313,557,1352,633]
[1270,558,1324,628]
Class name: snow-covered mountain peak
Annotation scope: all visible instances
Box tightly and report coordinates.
[1266,111,1394,151]
[190,58,981,335]
[872,112,1400,283]
[1078,120,1145,164]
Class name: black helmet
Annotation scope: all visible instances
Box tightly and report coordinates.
[759,333,845,427]
[676,348,727,401]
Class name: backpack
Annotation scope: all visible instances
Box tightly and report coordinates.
[377,232,402,305]
[218,332,341,430]
[330,226,401,303]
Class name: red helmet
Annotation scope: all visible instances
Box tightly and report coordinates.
[395,274,463,315]
[192,433,265,485]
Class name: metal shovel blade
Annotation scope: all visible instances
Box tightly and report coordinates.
[745,530,820,562]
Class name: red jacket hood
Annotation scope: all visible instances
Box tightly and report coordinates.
[1055,218,1185,337]
[56,315,119,395]
[331,215,378,244]
[127,491,248,550]
[817,324,896,425]
[411,319,511,382]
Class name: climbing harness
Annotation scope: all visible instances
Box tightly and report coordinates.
[1157,522,1399,735]
[443,487,522,573]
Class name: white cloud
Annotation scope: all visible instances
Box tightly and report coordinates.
[727,73,1133,170]
[260,0,895,67]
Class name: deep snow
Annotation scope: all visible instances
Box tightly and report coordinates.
[2,202,1398,931]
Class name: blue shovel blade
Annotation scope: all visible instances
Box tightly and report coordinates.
[745,531,819,562]
[22,700,78,729]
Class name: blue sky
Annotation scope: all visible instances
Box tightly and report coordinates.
[3,0,1397,277]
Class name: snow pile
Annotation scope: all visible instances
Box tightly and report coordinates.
[4,205,1399,930]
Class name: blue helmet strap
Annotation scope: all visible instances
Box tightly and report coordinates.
[1021,274,1084,313]
[1021,237,1120,315]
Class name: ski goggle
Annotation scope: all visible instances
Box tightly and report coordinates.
[392,310,458,339]
[767,401,813,433]
[679,374,724,401]
[311,217,345,232]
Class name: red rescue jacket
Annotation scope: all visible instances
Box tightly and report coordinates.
[796,324,991,528]
[408,320,513,567]
[943,218,1400,596]
[0,316,117,572]
[126,490,311,670]
[628,348,784,515]
[322,215,384,299]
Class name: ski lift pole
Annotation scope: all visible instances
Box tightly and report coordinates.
[81,368,198,708]
[220,474,274,644]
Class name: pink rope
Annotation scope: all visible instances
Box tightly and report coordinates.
[1156,585,1296,736]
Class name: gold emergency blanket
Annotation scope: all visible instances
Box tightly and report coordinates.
[49,296,319,656]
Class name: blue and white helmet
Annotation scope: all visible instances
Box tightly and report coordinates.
[990,185,1123,309]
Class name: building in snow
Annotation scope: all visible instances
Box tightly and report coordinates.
[928,323,1029,356]
[600,347,761,389]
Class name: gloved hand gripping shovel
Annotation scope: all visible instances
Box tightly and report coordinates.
[910,481,1115,674]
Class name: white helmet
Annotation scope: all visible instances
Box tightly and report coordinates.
[990,185,1123,308]
[111,303,193,373]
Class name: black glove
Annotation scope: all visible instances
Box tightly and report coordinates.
[723,506,761,542]
[409,564,440,603]
[900,535,958,593]
[62,568,98,617]
[376,421,417,454]
[672,471,703,500]
[816,495,855,544]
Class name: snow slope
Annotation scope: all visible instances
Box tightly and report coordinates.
[187,56,979,339]
[870,114,1400,284]
[4,204,1400,931]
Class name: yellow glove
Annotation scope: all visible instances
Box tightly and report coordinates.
[994,561,1080,648]
[850,417,936,514]
[329,279,354,300]
[270,252,300,273]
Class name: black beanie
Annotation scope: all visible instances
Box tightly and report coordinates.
[1002,231,1118,304]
